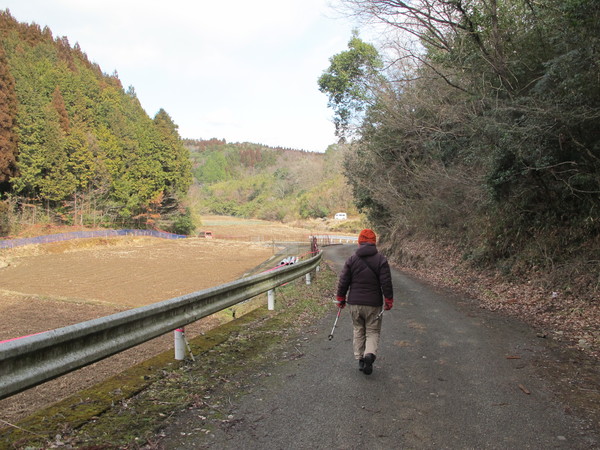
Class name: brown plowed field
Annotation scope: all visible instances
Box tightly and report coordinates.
[0,216,317,423]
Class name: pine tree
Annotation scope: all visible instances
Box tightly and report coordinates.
[51,85,70,133]
[153,108,192,195]
[0,43,18,191]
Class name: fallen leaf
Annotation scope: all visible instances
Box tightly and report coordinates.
[518,383,531,395]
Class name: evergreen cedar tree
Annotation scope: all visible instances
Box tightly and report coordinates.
[0,42,18,190]
[0,10,192,225]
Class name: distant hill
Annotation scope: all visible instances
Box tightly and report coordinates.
[184,139,357,222]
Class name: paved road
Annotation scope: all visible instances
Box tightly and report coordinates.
[162,244,598,449]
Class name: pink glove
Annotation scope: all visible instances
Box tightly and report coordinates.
[336,296,346,309]
[384,298,393,310]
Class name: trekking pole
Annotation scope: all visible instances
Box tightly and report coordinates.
[328,307,342,340]
[183,333,196,362]
[376,308,384,320]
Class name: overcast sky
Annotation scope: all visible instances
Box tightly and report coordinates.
[2,0,363,152]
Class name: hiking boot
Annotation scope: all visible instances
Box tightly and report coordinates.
[359,358,365,371]
[363,353,376,375]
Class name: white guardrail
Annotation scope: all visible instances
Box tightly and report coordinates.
[0,252,322,401]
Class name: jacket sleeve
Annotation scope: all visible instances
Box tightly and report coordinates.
[336,257,353,298]
[379,257,394,299]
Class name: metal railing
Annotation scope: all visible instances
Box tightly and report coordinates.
[0,252,321,400]
[311,234,357,246]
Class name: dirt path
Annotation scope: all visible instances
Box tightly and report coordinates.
[0,217,316,424]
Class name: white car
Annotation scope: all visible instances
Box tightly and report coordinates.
[334,212,347,220]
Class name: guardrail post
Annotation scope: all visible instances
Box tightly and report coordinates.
[268,289,275,310]
[174,328,185,360]
[305,273,311,285]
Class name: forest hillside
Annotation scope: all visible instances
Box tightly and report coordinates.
[319,0,599,355]
[0,10,192,234]
[185,138,356,224]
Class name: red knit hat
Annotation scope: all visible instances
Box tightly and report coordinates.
[358,229,376,244]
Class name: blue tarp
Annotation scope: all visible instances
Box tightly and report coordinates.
[0,229,187,249]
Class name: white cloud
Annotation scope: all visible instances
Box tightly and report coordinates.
[2,0,358,152]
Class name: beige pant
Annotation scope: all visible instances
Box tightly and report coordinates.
[349,304,383,360]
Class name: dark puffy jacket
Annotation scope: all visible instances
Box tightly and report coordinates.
[337,244,394,307]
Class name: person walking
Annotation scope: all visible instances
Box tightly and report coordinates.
[336,229,394,375]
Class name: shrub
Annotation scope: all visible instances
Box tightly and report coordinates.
[0,200,10,236]
[169,208,195,235]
